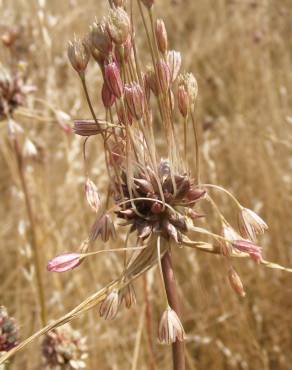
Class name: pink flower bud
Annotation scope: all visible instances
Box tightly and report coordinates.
[177,84,189,117]
[73,119,106,136]
[102,82,116,108]
[104,62,123,98]
[85,178,101,213]
[117,103,133,125]
[156,59,171,92]
[124,82,145,120]
[232,239,263,263]
[47,253,81,273]
[167,50,182,82]
[155,19,168,54]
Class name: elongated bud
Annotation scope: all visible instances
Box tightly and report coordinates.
[124,82,145,120]
[89,214,116,242]
[177,84,188,117]
[104,62,123,98]
[67,37,90,75]
[99,290,120,320]
[155,19,168,54]
[232,239,262,263]
[145,67,158,96]
[47,253,81,272]
[119,283,136,309]
[73,119,106,136]
[85,178,101,212]
[141,0,154,8]
[156,59,171,92]
[238,208,268,241]
[107,7,131,45]
[158,307,185,344]
[89,20,112,57]
[228,267,246,297]
[167,50,182,82]
[102,82,116,108]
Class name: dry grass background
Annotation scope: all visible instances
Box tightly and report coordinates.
[0,0,292,369]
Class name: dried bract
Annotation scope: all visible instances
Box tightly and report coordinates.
[89,214,116,242]
[99,290,120,320]
[158,307,185,344]
[167,50,181,82]
[119,283,136,309]
[67,38,90,75]
[238,208,268,241]
[85,178,101,213]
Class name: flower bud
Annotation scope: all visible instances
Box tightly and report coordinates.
[99,290,120,320]
[102,82,116,108]
[238,208,268,242]
[124,82,145,120]
[67,37,90,75]
[158,307,185,344]
[141,0,154,8]
[73,119,106,136]
[89,214,116,242]
[107,7,131,45]
[104,62,123,98]
[228,267,246,297]
[156,59,171,92]
[178,73,198,109]
[155,19,168,54]
[117,103,133,125]
[47,253,81,273]
[167,50,182,82]
[119,283,136,309]
[185,187,206,202]
[85,178,101,213]
[89,20,112,57]
[177,84,188,117]
[145,68,158,97]
[232,239,262,263]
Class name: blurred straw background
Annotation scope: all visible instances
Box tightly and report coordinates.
[0,0,291,369]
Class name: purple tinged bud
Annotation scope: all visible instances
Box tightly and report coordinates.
[155,19,168,54]
[124,82,145,120]
[102,82,116,108]
[104,62,123,98]
[47,253,81,273]
[73,119,106,136]
[232,239,263,263]
[156,59,171,92]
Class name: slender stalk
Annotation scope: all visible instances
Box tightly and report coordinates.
[12,138,47,326]
[161,250,185,370]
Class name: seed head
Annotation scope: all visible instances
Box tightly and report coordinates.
[158,307,185,344]
[67,37,90,75]
[155,19,168,55]
[85,178,101,213]
[42,324,87,370]
[89,20,112,57]
[238,208,268,241]
[99,290,120,320]
[167,50,182,82]
[228,267,246,297]
[124,82,145,120]
[104,62,124,98]
[156,59,171,92]
[47,253,81,273]
[0,306,18,352]
[89,214,116,242]
[107,7,131,45]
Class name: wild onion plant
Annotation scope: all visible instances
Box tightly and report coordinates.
[1,1,291,369]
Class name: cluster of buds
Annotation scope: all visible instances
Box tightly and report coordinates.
[42,324,87,370]
[0,307,18,352]
[0,68,35,121]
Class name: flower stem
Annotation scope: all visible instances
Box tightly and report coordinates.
[161,249,185,370]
